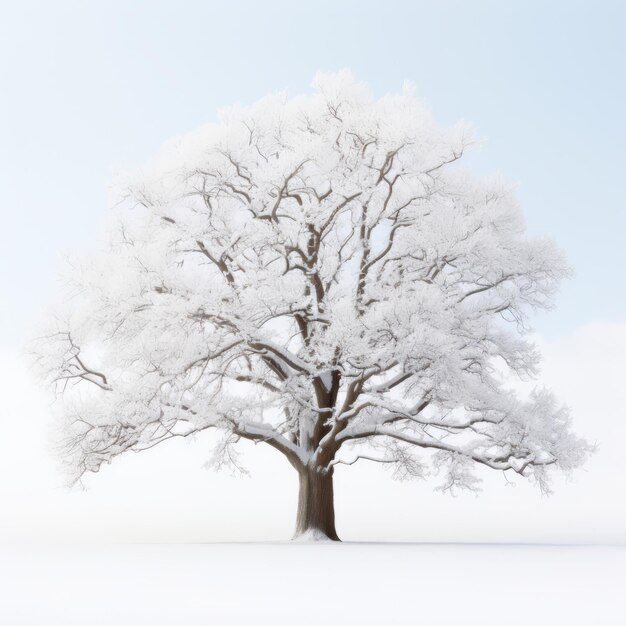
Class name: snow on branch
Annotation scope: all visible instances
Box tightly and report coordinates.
[32,72,589,494]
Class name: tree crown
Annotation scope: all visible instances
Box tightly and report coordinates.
[34,71,591,493]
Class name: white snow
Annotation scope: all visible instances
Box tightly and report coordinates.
[1,543,623,625]
[291,528,336,542]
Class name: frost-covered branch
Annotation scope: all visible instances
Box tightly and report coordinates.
[32,72,589,511]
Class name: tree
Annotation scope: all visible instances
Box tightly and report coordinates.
[34,72,591,541]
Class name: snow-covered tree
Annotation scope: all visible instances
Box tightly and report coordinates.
[34,72,591,541]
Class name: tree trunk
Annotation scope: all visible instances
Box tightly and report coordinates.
[293,465,340,541]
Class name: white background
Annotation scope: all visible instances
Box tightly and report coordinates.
[1,322,625,543]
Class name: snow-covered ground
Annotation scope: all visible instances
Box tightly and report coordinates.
[1,543,624,625]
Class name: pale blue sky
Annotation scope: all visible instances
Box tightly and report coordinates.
[1,1,626,546]
[2,0,625,349]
